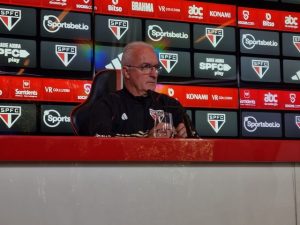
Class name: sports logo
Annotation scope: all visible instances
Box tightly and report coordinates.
[0,8,21,31]
[296,116,300,129]
[108,19,128,40]
[84,83,91,95]
[290,93,296,103]
[207,113,225,133]
[105,53,123,70]
[43,109,70,128]
[159,53,178,73]
[293,36,300,53]
[205,28,223,48]
[252,60,269,79]
[55,45,77,67]
[0,106,21,128]
[243,10,250,20]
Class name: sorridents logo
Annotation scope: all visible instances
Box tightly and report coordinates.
[291,71,300,81]
[243,116,280,132]
[43,109,70,128]
[108,19,128,40]
[295,116,300,129]
[199,57,231,77]
[55,45,77,67]
[0,106,21,128]
[43,15,89,33]
[105,53,123,69]
[159,53,178,73]
[132,1,154,12]
[0,8,21,31]
[49,0,67,7]
[263,13,274,27]
[0,41,30,64]
[293,36,300,53]
[251,60,269,79]
[23,80,30,89]
[207,113,226,133]
[188,4,203,20]
[240,89,256,105]
[285,15,298,29]
[244,90,250,98]
[84,83,91,95]
[242,33,278,50]
[147,24,189,42]
[205,28,224,48]
[108,0,122,12]
[290,93,296,103]
[264,92,278,106]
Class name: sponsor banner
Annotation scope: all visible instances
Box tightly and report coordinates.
[156,0,182,20]
[193,24,236,52]
[155,84,238,109]
[0,76,9,99]
[282,33,300,57]
[71,79,92,101]
[282,12,299,32]
[42,78,73,102]
[194,53,236,80]
[40,104,74,134]
[0,103,36,133]
[129,0,156,18]
[284,113,300,138]
[9,77,41,100]
[282,91,300,110]
[241,111,282,137]
[40,10,91,40]
[145,20,190,48]
[157,50,191,77]
[240,29,280,56]
[97,0,130,16]
[0,37,36,68]
[95,15,142,43]
[0,5,36,36]
[40,41,92,71]
[240,57,281,83]
[283,59,300,84]
[42,0,72,10]
[72,0,93,12]
[94,45,123,71]
[195,110,238,137]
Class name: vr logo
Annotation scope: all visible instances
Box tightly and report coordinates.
[252,60,269,79]
[0,8,21,31]
[0,106,21,128]
[108,19,128,40]
[207,113,226,133]
[293,36,300,53]
[205,28,223,48]
[55,45,77,67]
[159,53,178,73]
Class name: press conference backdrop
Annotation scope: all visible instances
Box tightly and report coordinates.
[0,0,300,138]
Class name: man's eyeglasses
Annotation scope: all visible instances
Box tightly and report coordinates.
[125,64,163,74]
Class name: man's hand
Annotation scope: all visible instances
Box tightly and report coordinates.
[174,122,187,138]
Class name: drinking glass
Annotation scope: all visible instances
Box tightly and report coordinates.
[153,112,174,138]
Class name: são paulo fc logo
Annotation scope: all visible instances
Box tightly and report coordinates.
[159,53,178,73]
[55,44,77,67]
[293,36,300,53]
[252,60,269,79]
[108,19,128,40]
[0,8,21,31]
[0,106,21,128]
[207,113,226,133]
[205,28,223,48]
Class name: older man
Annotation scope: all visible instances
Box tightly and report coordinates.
[89,41,195,138]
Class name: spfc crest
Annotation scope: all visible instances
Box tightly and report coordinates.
[149,108,164,122]
[159,53,178,73]
[0,106,21,128]
[293,36,300,53]
[55,45,77,67]
[207,113,226,133]
[205,28,224,48]
[252,60,269,79]
[295,116,300,129]
[0,8,21,31]
[108,19,129,40]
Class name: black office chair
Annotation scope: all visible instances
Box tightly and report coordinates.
[71,70,122,136]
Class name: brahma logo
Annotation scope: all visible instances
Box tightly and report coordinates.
[43,15,89,33]
[43,109,70,128]
[0,8,21,31]
[207,113,226,133]
[55,45,77,67]
[263,13,274,27]
[295,116,300,129]
[205,28,223,48]
[131,1,154,12]
[252,60,269,79]
[159,53,178,73]
[293,36,300,53]
[108,19,128,40]
[0,106,21,128]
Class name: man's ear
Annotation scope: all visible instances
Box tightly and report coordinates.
[122,67,130,79]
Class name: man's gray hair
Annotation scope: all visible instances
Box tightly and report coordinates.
[121,41,154,66]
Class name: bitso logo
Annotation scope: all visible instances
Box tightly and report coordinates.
[43,109,70,128]
[0,106,21,128]
[252,60,269,79]
[0,8,21,31]
[108,19,128,40]
[43,15,89,33]
[295,116,300,129]
[207,113,225,133]
[263,13,274,27]
[293,36,300,53]
[55,45,77,67]
[147,25,188,42]
[108,0,122,12]
[159,53,178,73]
[205,28,223,48]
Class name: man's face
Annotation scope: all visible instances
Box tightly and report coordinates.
[123,47,159,96]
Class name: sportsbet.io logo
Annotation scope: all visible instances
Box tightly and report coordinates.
[147,24,188,42]
[43,109,70,128]
[243,116,280,132]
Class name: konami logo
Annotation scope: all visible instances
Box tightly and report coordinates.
[0,106,21,128]
[0,8,21,31]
